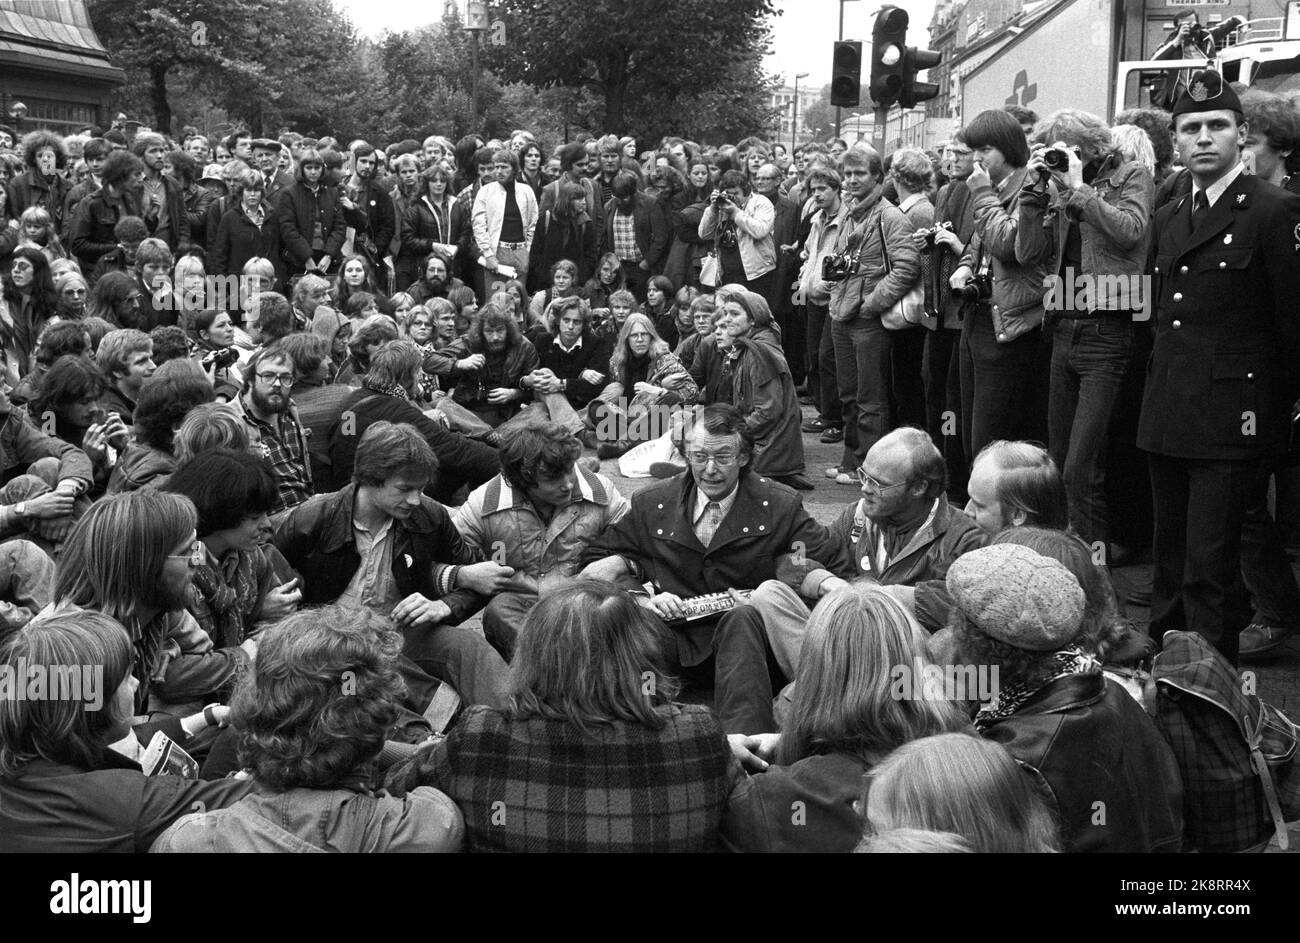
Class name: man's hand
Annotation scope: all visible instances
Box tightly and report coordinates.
[632,381,661,398]
[579,369,604,386]
[967,161,991,191]
[457,353,486,371]
[54,478,85,500]
[457,561,516,595]
[24,491,74,520]
[1176,20,1192,42]
[645,592,685,621]
[82,423,110,464]
[32,515,74,543]
[239,637,259,662]
[391,593,452,628]
[950,265,974,291]
[818,576,851,598]
[638,260,650,272]
[258,578,302,622]
[486,387,519,405]
[932,228,963,254]
[485,255,500,273]
[727,732,781,772]
[317,256,332,274]
[578,555,630,581]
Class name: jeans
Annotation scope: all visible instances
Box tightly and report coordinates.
[1241,457,1300,628]
[891,325,926,430]
[808,302,841,425]
[712,605,786,734]
[924,328,967,501]
[960,309,1050,461]
[1047,316,1133,546]
[0,538,54,644]
[481,591,539,661]
[832,315,893,468]
[402,623,511,709]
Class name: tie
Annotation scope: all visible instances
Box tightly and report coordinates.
[1190,190,1208,233]
[698,501,723,548]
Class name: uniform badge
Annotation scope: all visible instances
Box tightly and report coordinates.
[1237,194,1246,204]
[1189,80,1209,101]
[861,555,872,573]
[1224,234,1233,244]
[1294,223,1300,242]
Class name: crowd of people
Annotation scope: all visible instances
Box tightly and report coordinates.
[0,63,1298,852]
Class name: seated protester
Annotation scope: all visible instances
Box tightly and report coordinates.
[532,183,599,292]
[586,312,697,459]
[234,346,313,515]
[31,354,128,496]
[947,543,1184,852]
[428,304,540,428]
[383,581,744,853]
[328,341,499,502]
[583,251,626,312]
[244,290,295,351]
[334,313,398,388]
[964,439,1070,539]
[675,293,715,367]
[9,319,93,407]
[750,427,984,681]
[403,302,450,402]
[54,490,255,724]
[271,333,354,486]
[86,269,143,329]
[275,421,513,712]
[336,253,395,318]
[0,539,55,643]
[108,367,214,493]
[152,606,463,853]
[53,271,89,321]
[405,248,464,307]
[2,247,59,387]
[0,610,249,853]
[515,297,611,436]
[644,275,678,348]
[712,288,809,489]
[526,259,585,329]
[290,273,337,334]
[454,422,629,660]
[162,450,301,650]
[191,308,241,400]
[721,584,969,852]
[667,285,701,353]
[579,404,847,734]
[148,325,192,365]
[311,301,351,379]
[447,284,477,335]
[87,215,148,288]
[168,253,209,336]
[132,237,176,331]
[857,732,1061,853]
[95,327,155,422]
[689,306,733,405]
[173,401,259,465]
[604,288,637,337]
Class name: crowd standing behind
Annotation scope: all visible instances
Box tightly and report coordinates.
[1,76,1299,852]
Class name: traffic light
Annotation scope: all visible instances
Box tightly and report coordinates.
[900,47,943,108]
[831,41,863,108]
[870,5,908,109]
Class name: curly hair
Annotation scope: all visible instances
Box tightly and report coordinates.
[231,606,406,791]
[498,421,582,490]
[21,130,67,172]
[133,372,216,451]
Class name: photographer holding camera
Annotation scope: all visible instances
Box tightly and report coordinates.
[950,109,1055,461]
[1017,110,1155,551]
[1151,10,1246,110]
[698,170,776,297]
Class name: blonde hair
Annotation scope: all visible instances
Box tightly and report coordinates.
[1109,124,1156,175]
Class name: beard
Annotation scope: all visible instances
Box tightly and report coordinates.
[250,385,288,415]
[425,276,445,294]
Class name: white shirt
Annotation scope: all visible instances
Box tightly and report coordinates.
[1193,161,1245,209]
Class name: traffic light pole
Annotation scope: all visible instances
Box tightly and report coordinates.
[835,0,845,138]
[872,105,886,154]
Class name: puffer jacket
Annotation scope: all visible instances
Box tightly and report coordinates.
[1018,152,1155,314]
[453,465,629,585]
[957,166,1053,342]
[151,782,463,853]
[828,189,921,324]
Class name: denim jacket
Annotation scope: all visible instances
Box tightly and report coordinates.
[1018,153,1155,314]
[958,166,1053,342]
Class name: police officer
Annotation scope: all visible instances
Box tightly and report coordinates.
[1139,70,1300,663]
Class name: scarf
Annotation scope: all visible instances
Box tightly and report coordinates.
[973,646,1101,731]
[363,375,411,400]
[190,549,262,650]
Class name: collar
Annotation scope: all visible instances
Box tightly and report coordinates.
[898,192,926,213]
[1193,162,1244,208]
[553,334,583,351]
[482,466,610,516]
[352,513,394,542]
[693,484,739,524]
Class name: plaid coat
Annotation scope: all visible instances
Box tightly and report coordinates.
[385,703,744,852]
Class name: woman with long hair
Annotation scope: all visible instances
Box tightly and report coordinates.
[531,180,598,293]
[335,253,394,317]
[85,270,142,329]
[1,245,59,386]
[209,167,284,297]
[643,274,678,347]
[398,163,456,292]
[721,583,970,852]
[382,581,740,852]
[527,258,585,328]
[859,732,1061,852]
[582,251,625,311]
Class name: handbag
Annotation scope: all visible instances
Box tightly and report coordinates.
[877,216,928,330]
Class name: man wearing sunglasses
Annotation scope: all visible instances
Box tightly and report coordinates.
[746,427,984,682]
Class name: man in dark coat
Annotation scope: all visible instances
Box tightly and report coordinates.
[133,133,190,254]
[1138,71,1300,664]
[599,172,668,299]
[250,138,293,201]
[6,130,69,235]
[341,143,397,273]
[579,403,847,733]
[69,151,145,274]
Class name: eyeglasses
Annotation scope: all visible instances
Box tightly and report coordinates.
[256,372,294,386]
[856,468,908,493]
[167,540,204,565]
[687,450,739,467]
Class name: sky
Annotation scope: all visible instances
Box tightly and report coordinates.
[332,0,940,89]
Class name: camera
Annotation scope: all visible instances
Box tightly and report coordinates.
[712,193,731,208]
[953,273,993,304]
[916,220,954,252]
[1042,145,1080,173]
[1187,22,1207,44]
[822,252,853,282]
[201,346,240,371]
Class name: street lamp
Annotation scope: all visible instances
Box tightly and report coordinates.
[464,0,490,132]
[836,0,862,137]
[791,71,809,153]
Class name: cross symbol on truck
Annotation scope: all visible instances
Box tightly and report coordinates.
[1005,69,1038,108]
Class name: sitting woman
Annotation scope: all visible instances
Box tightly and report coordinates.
[173,401,261,466]
[54,271,89,321]
[190,308,241,400]
[856,732,1061,853]
[334,313,399,387]
[0,609,249,852]
[171,253,209,335]
[383,581,740,852]
[526,259,585,331]
[336,254,394,318]
[587,312,697,459]
[643,275,679,348]
[583,251,626,312]
[162,449,300,651]
[341,290,382,327]
[30,354,128,496]
[713,288,809,489]
[720,583,969,853]
[108,369,216,492]
[9,319,92,406]
[152,606,463,853]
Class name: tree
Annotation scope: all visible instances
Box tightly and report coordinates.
[486,0,779,135]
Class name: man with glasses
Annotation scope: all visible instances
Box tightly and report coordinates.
[579,403,845,734]
[237,348,312,516]
[745,427,984,683]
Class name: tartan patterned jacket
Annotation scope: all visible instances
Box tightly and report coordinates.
[385,703,744,853]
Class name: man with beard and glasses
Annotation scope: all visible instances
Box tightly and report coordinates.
[236,347,313,516]
[132,133,190,254]
[340,143,397,277]
[250,138,293,202]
